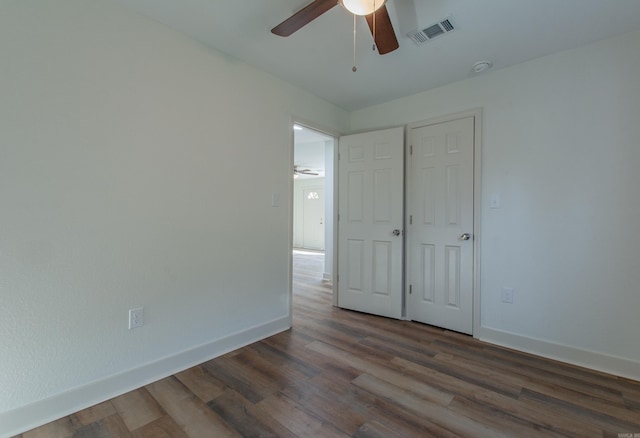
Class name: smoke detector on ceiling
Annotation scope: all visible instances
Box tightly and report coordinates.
[407,16,457,46]
[472,60,493,73]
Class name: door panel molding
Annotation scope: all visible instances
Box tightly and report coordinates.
[337,127,404,319]
[405,108,482,335]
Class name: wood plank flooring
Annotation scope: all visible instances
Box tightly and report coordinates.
[15,250,640,437]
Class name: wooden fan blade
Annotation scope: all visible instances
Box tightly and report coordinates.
[272,0,338,37]
[365,5,399,55]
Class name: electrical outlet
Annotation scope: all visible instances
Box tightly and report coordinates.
[501,288,514,304]
[129,307,144,329]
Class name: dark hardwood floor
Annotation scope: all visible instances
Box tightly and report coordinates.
[15,250,640,437]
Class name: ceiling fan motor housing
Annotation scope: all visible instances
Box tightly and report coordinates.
[340,0,387,16]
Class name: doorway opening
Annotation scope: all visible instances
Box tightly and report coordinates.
[291,123,336,301]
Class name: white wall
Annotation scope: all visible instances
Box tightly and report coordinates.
[351,30,640,379]
[0,0,348,435]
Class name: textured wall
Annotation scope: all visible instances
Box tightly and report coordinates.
[0,0,348,426]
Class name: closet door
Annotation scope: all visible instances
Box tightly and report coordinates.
[338,127,404,319]
[407,116,475,334]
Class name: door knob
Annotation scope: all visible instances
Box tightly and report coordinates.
[460,233,471,241]
[392,229,401,236]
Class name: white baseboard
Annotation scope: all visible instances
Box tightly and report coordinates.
[0,316,290,438]
[477,326,640,382]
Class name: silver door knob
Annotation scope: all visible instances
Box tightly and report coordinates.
[392,229,401,236]
[460,233,471,241]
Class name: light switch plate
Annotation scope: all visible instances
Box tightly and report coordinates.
[490,192,501,209]
[129,308,144,329]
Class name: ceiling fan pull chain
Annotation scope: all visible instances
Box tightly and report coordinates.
[372,0,377,51]
[352,13,357,72]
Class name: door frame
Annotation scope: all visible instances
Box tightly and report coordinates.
[405,108,483,335]
[289,118,340,312]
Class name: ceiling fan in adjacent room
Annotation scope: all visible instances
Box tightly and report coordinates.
[272,0,399,56]
[294,165,320,178]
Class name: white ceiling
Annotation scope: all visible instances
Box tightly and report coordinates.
[112,0,640,111]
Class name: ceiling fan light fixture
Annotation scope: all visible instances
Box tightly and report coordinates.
[340,0,386,16]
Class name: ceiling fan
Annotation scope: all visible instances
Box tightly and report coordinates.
[272,0,400,55]
[294,165,320,177]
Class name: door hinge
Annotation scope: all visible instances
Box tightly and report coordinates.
[409,215,413,225]
[409,284,412,295]
[410,145,413,155]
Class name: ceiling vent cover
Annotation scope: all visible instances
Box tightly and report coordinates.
[408,16,457,46]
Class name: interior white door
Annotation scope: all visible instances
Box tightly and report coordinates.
[302,186,324,250]
[338,127,404,319]
[408,116,475,334]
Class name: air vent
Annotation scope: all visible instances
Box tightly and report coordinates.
[408,16,457,46]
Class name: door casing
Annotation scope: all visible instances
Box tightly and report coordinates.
[289,118,340,312]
